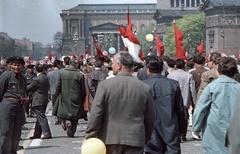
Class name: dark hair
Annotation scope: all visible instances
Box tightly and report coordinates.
[35,64,44,72]
[63,56,71,65]
[193,54,205,65]
[218,57,237,77]
[175,59,185,69]
[161,55,170,62]
[53,60,61,67]
[115,52,134,69]
[146,55,163,73]
[94,60,103,68]
[210,52,221,64]
[186,57,195,68]
[166,59,176,68]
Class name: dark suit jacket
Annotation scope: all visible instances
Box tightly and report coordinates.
[27,73,50,107]
[86,72,155,148]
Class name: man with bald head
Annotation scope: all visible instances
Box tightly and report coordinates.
[85,51,155,154]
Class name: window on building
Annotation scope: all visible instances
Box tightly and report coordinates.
[186,0,190,7]
[191,0,195,7]
[140,24,145,31]
[171,0,174,7]
[176,0,180,7]
[181,0,185,7]
[197,0,200,6]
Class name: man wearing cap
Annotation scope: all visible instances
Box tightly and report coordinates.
[0,56,28,154]
[53,58,86,137]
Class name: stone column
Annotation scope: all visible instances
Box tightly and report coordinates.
[67,19,70,38]
[79,19,81,38]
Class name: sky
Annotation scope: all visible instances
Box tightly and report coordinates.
[1,0,156,45]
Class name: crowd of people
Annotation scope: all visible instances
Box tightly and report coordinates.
[0,51,240,154]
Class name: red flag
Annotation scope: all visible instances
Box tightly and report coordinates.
[117,8,142,63]
[92,35,103,56]
[27,54,32,64]
[174,22,186,60]
[154,34,164,57]
[72,54,77,59]
[221,51,227,57]
[48,51,52,62]
[79,55,84,61]
[197,42,204,55]
[85,47,89,55]
[139,48,144,61]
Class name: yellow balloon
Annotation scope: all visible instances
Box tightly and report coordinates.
[146,34,154,42]
[81,138,106,154]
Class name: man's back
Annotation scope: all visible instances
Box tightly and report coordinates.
[168,69,196,107]
[47,68,59,95]
[189,67,208,93]
[144,74,185,154]
[86,72,155,147]
[54,67,86,120]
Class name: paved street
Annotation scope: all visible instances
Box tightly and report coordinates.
[18,103,202,154]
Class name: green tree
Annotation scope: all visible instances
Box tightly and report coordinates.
[137,24,156,55]
[33,42,44,60]
[53,31,63,57]
[164,13,205,57]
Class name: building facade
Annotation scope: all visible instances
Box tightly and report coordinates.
[201,0,240,55]
[60,3,157,55]
[154,0,206,39]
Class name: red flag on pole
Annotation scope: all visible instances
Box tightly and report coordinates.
[174,22,186,60]
[48,51,52,62]
[154,34,164,57]
[197,42,204,55]
[92,35,103,56]
[117,8,142,63]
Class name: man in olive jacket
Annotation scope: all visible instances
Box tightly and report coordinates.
[53,59,86,137]
[85,52,155,154]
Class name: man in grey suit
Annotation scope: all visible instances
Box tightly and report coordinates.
[85,51,155,154]
[167,59,197,142]
[47,60,61,124]
[27,64,52,139]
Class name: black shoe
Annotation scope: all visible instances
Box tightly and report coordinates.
[61,121,67,131]
[66,124,74,137]
[29,136,41,139]
[17,145,24,150]
[41,134,52,139]
[83,117,88,121]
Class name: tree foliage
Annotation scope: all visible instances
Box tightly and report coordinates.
[33,42,45,60]
[53,31,63,56]
[164,13,205,57]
